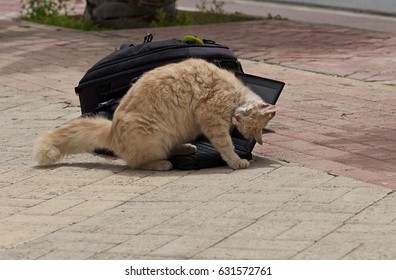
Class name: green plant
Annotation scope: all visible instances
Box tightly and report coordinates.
[196,0,225,15]
[20,0,272,30]
[20,0,104,31]
[20,0,68,19]
[150,9,194,27]
[30,15,105,31]
[150,0,255,27]
[266,13,287,20]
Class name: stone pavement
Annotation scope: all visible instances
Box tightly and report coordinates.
[0,1,396,259]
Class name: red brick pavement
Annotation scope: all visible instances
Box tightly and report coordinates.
[1,2,395,189]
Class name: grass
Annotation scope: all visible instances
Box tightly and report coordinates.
[23,9,262,31]
[25,15,106,31]
[149,9,260,28]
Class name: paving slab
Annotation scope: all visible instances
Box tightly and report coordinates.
[0,1,396,260]
[1,86,395,259]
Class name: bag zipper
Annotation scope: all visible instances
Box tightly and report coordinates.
[86,42,230,74]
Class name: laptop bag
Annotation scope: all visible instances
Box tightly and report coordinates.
[75,34,284,169]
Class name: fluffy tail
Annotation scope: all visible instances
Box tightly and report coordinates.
[34,116,113,165]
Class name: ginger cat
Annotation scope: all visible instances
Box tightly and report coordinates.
[34,59,276,170]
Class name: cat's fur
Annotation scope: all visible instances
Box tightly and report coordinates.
[34,58,276,170]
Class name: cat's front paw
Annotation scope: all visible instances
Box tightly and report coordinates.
[227,159,250,170]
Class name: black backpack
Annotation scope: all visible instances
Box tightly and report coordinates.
[75,34,284,170]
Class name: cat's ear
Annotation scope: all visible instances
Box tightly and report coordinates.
[235,106,249,116]
[249,104,277,119]
[232,106,249,125]
[260,103,277,112]
[260,104,277,117]
[232,115,242,125]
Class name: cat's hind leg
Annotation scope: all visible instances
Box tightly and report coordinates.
[138,160,173,171]
[120,137,173,171]
[170,143,197,156]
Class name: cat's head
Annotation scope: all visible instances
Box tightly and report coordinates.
[232,103,277,145]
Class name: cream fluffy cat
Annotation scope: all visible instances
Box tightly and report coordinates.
[34,58,276,170]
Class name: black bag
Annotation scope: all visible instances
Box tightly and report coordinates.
[75,34,284,170]
[75,34,242,115]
